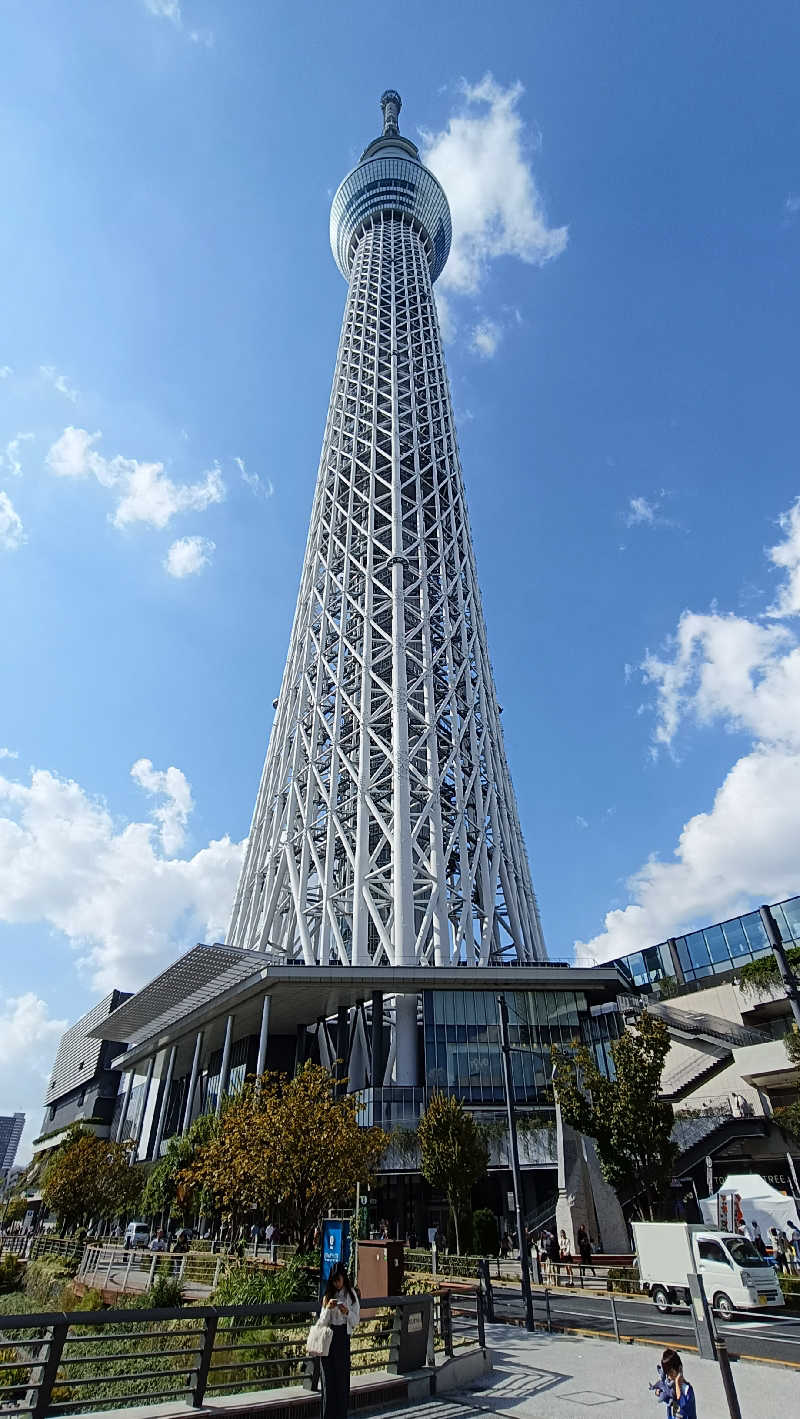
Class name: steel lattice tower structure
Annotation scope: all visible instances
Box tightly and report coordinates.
[227,92,546,1076]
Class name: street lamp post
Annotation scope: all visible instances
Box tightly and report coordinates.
[497,993,535,1331]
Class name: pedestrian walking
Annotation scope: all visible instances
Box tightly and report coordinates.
[319,1263,360,1419]
[577,1225,595,1280]
[769,1227,789,1273]
[148,1229,167,1253]
[559,1228,574,1286]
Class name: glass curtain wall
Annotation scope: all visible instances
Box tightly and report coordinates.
[422,990,617,1104]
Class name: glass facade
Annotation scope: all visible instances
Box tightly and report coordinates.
[614,894,800,988]
[422,989,619,1104]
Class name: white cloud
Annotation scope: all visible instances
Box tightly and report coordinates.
[576,815,589,830]
[623,663,634,683]
[143,0,213,45]
[0,366,12,379]
[144,0,182,21]
[0,761,245,993]
[421,75,567,304]
[40,365,79,403]
[0,994,68,1163]
[0,749,19,760]
[46,427,225,530]
[626,495,658,526]
[577,497,800,964]
[766,498,800,618]
[785,195,800,216]
[2,432,34,478]
[164,534,215,579]
[130,758,193,853]
[0,491,25,551]
[469,319,503,359]
[236,456,274,499]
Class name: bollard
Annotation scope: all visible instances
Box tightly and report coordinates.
[715,1338,742,1419]
[609,1292,621,1343]
[544,1286,552,1333]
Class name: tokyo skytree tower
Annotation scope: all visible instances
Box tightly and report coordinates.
[227,92,546,1003]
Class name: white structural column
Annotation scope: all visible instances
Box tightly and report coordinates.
[255,996,271,1077]
[132,1056,156,1152]
[152,1045,176,1158]
[181,1031,204,1135]
[216,1014,234,1114]
[115,1069,135,1142]
[225,91,547,1070]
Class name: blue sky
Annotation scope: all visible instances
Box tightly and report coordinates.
[2,1,800,1154]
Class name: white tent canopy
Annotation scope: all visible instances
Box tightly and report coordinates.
[700,1172,800,1236]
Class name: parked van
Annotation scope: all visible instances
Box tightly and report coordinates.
[633,1221,784,1320]
[124,1221,151,1249]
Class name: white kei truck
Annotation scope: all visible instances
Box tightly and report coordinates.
[632,1221,784,1321]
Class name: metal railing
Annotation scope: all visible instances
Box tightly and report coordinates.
[77,1247,231,1296]
[0,1293,479,1418]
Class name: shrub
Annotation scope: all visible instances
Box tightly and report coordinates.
[134,1274,186,1309]
[213,1259,315,1307]
[23,1258,73,1310]
[0,1255,24,1295]
[0,1292,27,1315]
[472,1209,500,1257]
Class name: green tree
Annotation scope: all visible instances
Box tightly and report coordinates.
[42,1126,142,1230]
[141,1113,219,1222]
[417,1092,488,1254]
[187,1063,388,1249]
[551,1010,677,1219]
[774,1025,800,1140]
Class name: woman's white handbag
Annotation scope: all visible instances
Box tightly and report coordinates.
[306,1319,333,1357]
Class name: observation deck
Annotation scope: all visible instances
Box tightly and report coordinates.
[330,90,452,283]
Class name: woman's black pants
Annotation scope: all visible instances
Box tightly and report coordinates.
[321,1325,350,1419]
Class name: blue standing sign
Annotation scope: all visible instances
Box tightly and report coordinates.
[320,1218,351,1289]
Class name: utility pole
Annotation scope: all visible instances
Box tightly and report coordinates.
[497,994,535,1331]
[759,905,800,1031]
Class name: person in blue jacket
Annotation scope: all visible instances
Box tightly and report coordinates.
[651,1349,697,1419]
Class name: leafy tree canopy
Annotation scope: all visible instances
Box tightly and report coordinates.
[552,1010,677,1219]
[42,1125,142,1229]
[141,1113,219,1221]
[186,1063,387,1249]
[416,1092,488,1254]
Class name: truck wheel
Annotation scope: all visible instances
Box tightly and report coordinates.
[652,1286,671,1313]
[713,1292,735,1322]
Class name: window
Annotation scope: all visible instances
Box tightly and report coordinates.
[726,1238,761,1267]
[698,1240,731,1266]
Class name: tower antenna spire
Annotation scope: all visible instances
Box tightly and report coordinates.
[380,89,402,136]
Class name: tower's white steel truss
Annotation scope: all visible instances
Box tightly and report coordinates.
[227,93,546,981]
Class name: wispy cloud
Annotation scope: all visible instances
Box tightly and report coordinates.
[576,815,589,830]
[0,491,25,551]
[46,427,225,530]
[421,75,567,342]
[0,366,12,380]
[164,534,215,578]
[236,456,274,499]
[40,365,79,403]
[784,194,800,216]
[0,748,19,760]
[2,433,34,478]
[142,0,214,46]
[469,318,503,359]
[623,492,679,531]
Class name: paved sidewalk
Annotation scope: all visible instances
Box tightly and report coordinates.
[439,1322,797,1418]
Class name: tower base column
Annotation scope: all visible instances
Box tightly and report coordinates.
[394,994,418,1085]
